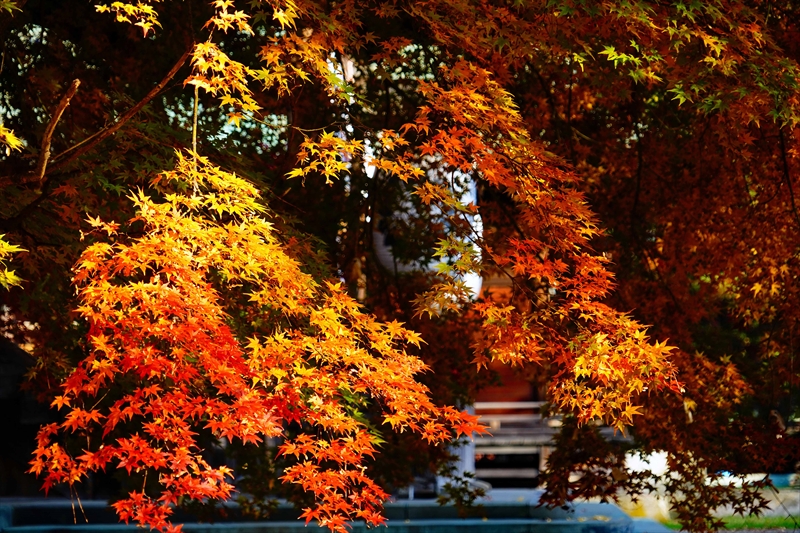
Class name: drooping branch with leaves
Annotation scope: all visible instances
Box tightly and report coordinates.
[31,154,485,532]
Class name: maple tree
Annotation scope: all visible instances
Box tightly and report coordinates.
[0,0,797,532]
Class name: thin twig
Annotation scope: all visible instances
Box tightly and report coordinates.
[630,127,643,237]
[35,79,80,184]
[89,390,109,411]
[566,68,576,163]
[767,484,800,531]
[192,83,199,172]
[529,64,561,142]
[70,486,77,524]
[778,127,800,231]
[76,493,87,524]
[192,82,199,194]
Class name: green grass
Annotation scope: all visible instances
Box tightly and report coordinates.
[664,515,800,530]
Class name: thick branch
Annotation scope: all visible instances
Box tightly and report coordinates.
[0,49,192,230]
[35,79,80,184]
[3,49,191,189]
[47,48,191,175]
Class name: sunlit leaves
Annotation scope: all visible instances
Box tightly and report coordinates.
[31,154,484,532]
[189,42,261,124]
[288,132,363,185]
[0,124,23,155]
[207,0,253,34]
[95,0,162,36]
[0,0,19,13]
[399,59,681,426]
[0,234,24,289]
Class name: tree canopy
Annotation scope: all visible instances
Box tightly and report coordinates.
[0,0,798,532]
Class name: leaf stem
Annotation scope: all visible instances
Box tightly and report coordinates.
[193,84,199,169]
[192,82,199,194]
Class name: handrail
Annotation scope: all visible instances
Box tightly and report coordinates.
[474,401,546,410]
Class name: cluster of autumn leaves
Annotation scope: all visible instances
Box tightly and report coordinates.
[0,125,24,288]
[28,155,485,532]
[0,0,797,531]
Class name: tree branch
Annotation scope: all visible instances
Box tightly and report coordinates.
[3,49,191,189]
[778,126,800,231]
[0,49,192,230]
[630,127,643,237]
[34,79,80,184]
[47,48,191,175]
